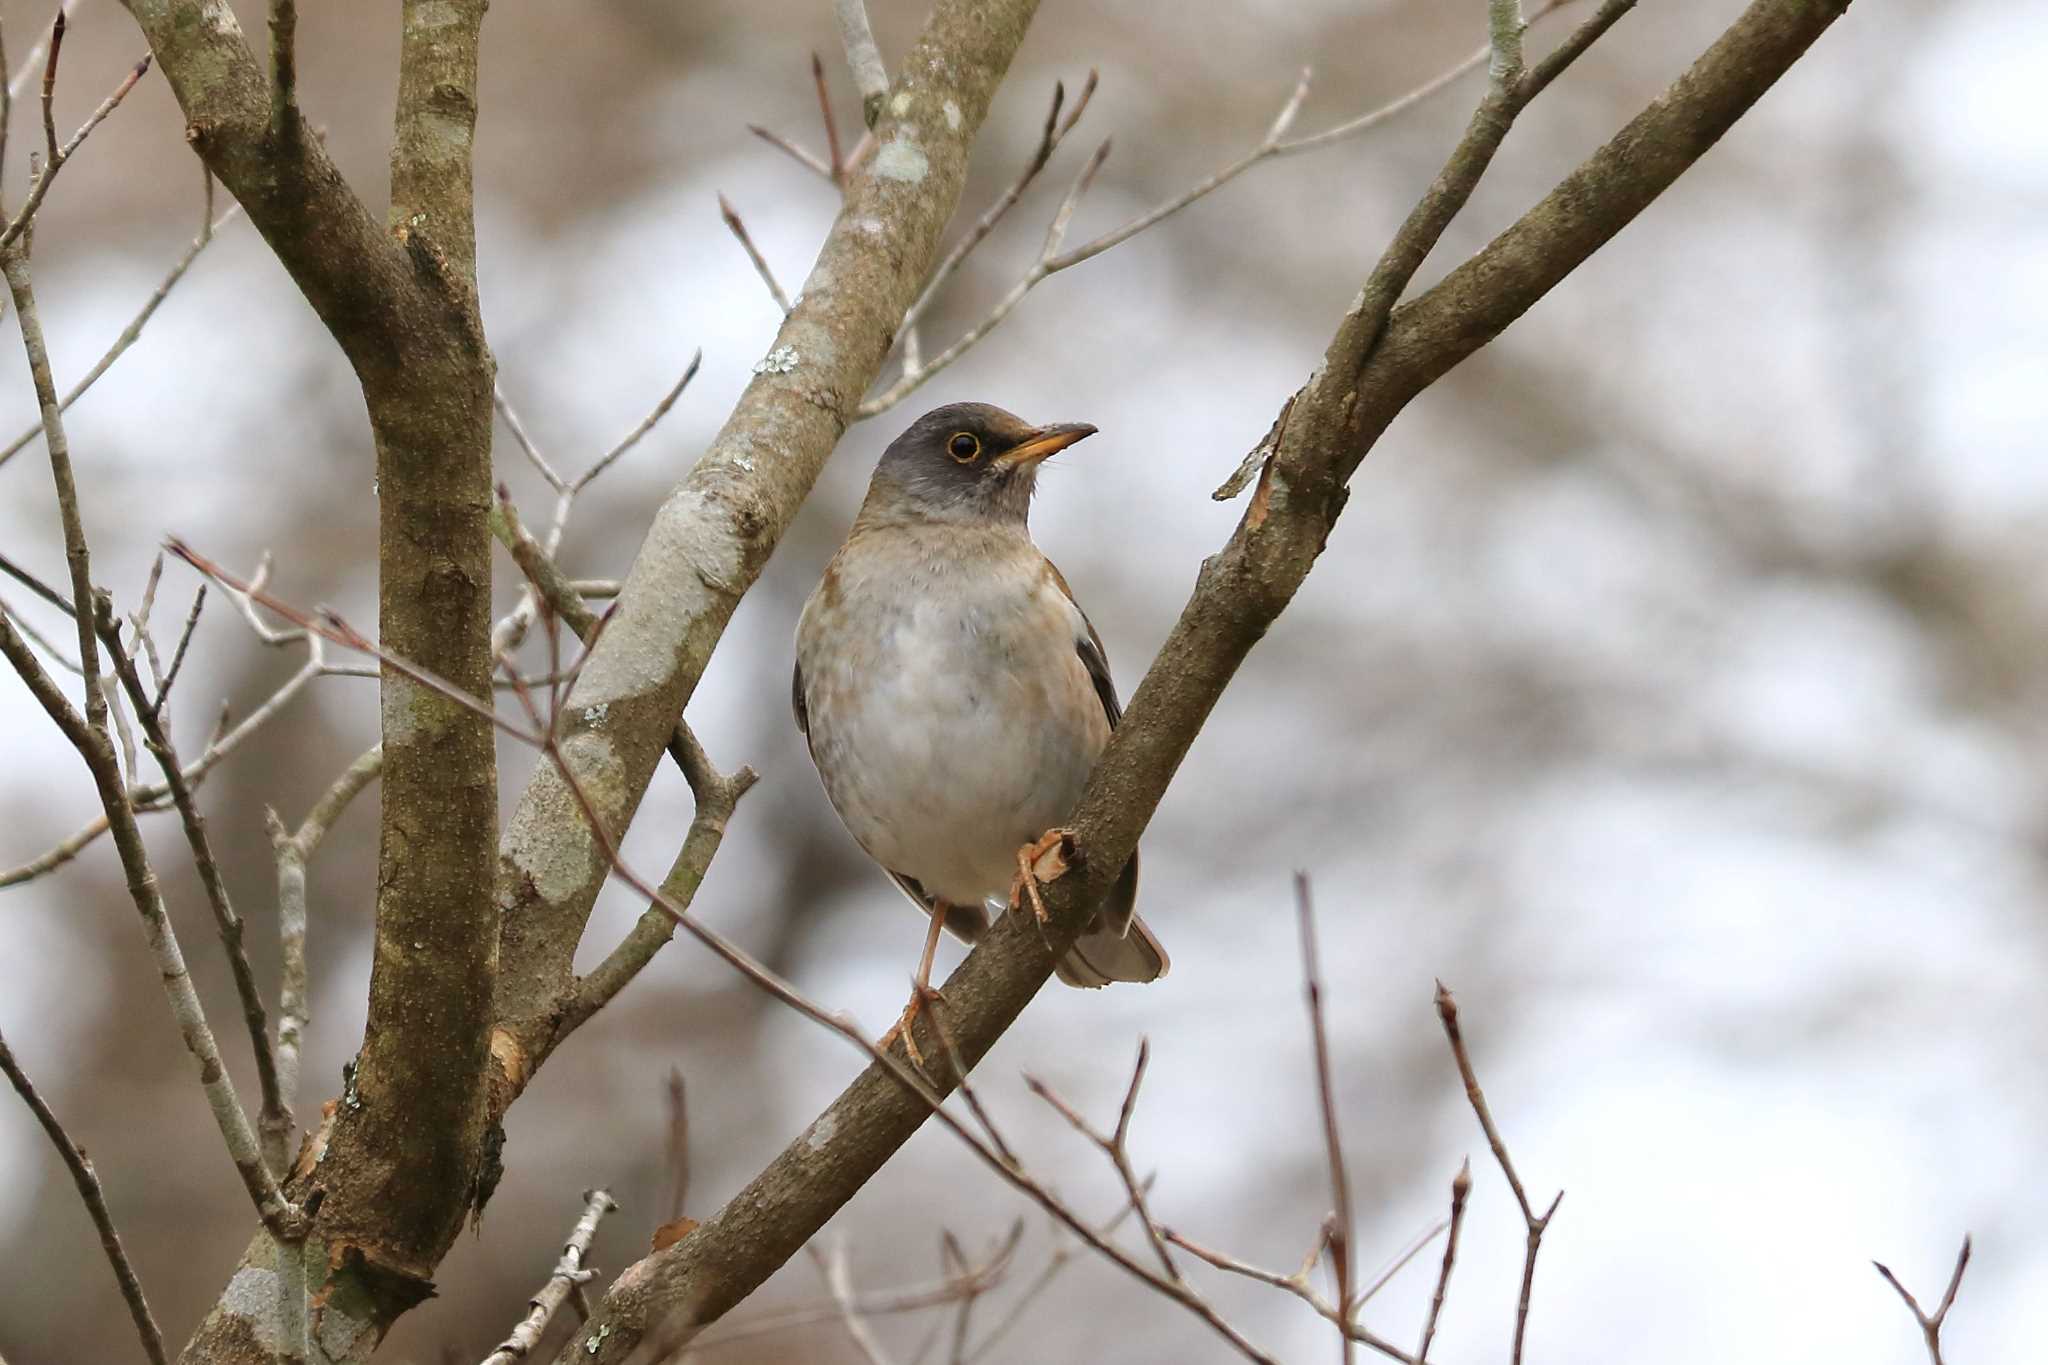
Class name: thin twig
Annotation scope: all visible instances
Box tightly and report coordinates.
[717,194,791,314]
[1874,1235,1972,1365]
[1159,1227,1416,1363]
[859,137,1111,417]
[811,52,845,183]
[264,743,384,1172]
[810,1239,896,1365]
[899,73,1095,340]
[0,592,80,671]
[1415,1161,1471,1365]
[690,1238,1016,1356]
[746,121,833,181]
[3,46,153,251]
[101,595,291,1209]
[152,583,205,718]
[1296,874,1356,1361]
[0,1026,169,1365]
[859,1,1591,421]
[0,189,243,470]
[1,238,302,1245]
[1435,983,1559,1365]
[577,350,701,494]
[660,1069,690,1224]
[1025,1043,1179,1283]
[483,1189,619,1365]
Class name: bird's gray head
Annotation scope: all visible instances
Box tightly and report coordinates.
[864,401,1097,526]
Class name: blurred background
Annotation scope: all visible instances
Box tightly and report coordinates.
[1,0,2040,1360]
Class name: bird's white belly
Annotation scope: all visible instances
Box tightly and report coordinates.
[800,574,1107,906]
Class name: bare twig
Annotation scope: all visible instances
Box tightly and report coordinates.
[834,0,889,127]
[717,193,791,314]
[0,187,243,470]
[100,601,287,1180]
[1296,874,1356,1361]
[810,1239,896,1365]
[0,642,330,886]
[860,6,1600,420]
[2,232,302,1246]
[1435,983,1559,1365]
[898,73,1096,341]
[812,52,846,183]
[746,120,833,181]
[660,1069,690,1224]
[1415,1161,1471,1365]
[962,1196,1145,1363]
[264,743,385,1172]
[1025,1042,1178,1283]
[1159,1227,1417,1363]
[0,592,80,672]
[0,1026,168,1365]
[2,43,153,251]
[1874,1235,1972,1365]
[483,1189,619,1365]
[152,583,205,717]
[689,1237,1016,1356]
[859,137,1111,417]
[489,349,700,661]
[579,350,702,496]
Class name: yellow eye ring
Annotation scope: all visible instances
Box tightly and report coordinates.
[946,431,980,463]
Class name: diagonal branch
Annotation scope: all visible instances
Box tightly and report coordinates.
[488,0,1045,1120]
[0,1026,169,1365]
[482,1189,618,1365]
[577,3,1851,1358]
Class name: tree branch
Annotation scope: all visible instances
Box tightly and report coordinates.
[118,0,505,1344]
[0,1026,169,1365]
[489,0,1043,1117]
[482,1189,617,1365]
[562,0,1850,1352]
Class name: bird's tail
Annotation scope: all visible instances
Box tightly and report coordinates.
[1053,854,1169,987]
[1055,914,1169,987]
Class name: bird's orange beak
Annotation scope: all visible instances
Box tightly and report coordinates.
[994,422,1097,470]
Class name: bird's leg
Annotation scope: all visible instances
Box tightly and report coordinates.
[878,906,949,1067]
[1008,828,1075,926]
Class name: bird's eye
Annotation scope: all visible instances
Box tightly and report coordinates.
[947,432,980,463]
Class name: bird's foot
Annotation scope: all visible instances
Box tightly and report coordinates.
[878,981,945,1068]
[1008,828,1076,926]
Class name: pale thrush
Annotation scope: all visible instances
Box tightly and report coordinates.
[794,402,1169,1042]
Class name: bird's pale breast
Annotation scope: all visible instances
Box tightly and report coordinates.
[796,522,1110,907]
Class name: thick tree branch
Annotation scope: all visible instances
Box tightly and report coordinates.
[562,0,1852,1348]
[489,0,1042,1112]
[118,0,503,1353]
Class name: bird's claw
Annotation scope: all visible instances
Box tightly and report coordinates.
[1008,828,1074,927]
[878,981,945,1068]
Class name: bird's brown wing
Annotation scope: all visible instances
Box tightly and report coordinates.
[793,658,990,944]
[1041,558,1146,943]
[1043,559,1122,727]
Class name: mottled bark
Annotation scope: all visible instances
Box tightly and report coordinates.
[488,0,1042,1106]
[117,0,499,1358]
[557,1,1856,1357]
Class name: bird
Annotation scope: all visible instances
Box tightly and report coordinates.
[793,401,1169,1050]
